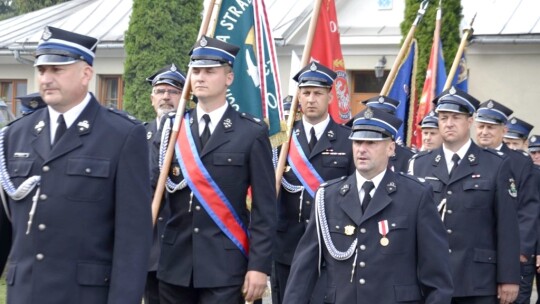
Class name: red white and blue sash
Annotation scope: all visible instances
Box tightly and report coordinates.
[175,113,249,257]
[287,132,324,197]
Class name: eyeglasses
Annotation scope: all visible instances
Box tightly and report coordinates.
[153,88,181,96]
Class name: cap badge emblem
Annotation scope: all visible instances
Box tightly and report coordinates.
[147,131,153,140]
[364,108,374,119]
[449,86,456,95]
[42,27,52,40]
[378,96,385,103]
[310,62,317,71]
[29,100,39,109]
[532,136,537,142]
[487,100,494,108]
[511,118,517,124]
[386,182,396,192]
[200,36,208,47]
[170,64,177,72]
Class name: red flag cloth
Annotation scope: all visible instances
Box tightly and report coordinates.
[412,38,438,149]
[310,0,351,124]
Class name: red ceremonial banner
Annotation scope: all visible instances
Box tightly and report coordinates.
[310,0,351,124]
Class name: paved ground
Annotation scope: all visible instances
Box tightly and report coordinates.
[260,281,539,303]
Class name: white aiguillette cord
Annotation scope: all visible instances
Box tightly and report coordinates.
[0,126,41,234]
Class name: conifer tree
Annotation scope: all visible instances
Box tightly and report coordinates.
[124,0,202,121]
[401,0,462,95]
[14,0,67,14]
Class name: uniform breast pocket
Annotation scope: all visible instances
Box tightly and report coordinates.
[425,177,443,193]
[212,152,246,185]
[463,179,491,208]
[327,218,357,252]
[380,216,409,255]
[322,155,348,169]
[65,157,110,202]
[8,159,33,181]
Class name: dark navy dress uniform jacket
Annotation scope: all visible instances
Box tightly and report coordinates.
[411,142,520,297]
[274,119,354,266]
[284,171,453,304]
[0,97,152,304]
[157,106,276,288]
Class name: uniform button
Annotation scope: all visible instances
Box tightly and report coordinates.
[335,225,340,230]
[360,228,366,234]
[85,168,91,174]
[359,279,366,285]
[447,190,452,195]
[39,194,47,200]
[193,228,199,233]
[333,161,338,165]
[13,169,18,173]
[305,200,311,205]
[42,166,50,172]
[227,158,232,163]
[447,229,452,234]
[474,184,479,188]
[158,217,163,222]
[447,209,453,214]
[305,219,309,224]
[38,224,46,231]
[360,245,366,251]
[195,206,201,211]
[391,223,396,228]
[449,249,452,253]
[104,277,109,283]
[359,261,366,267]
[36,253,44,261]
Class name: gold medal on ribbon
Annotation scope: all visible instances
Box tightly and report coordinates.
[380,236,389,246]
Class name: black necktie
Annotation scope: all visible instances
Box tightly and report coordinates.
[449,153,460,177]
[54,114,67,146]
[361,181,375,213]
[200,114,211,148]
[308,127,317,152]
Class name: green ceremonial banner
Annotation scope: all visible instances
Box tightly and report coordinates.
[214,0,283,139]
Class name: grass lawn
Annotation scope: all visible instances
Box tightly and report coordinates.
[0,273,5,304]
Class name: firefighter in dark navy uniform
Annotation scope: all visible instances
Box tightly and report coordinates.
[419,110,442,151]
[0,26,152,304]
[347,95,414,172]
[273,62,354,304]
[473,100,539,304]
[144,64,186,304]
[283,107,453,304]
[156,35,275,304]
[16,93,47,115]
[410,87,520,304]
[503,117,534,152]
